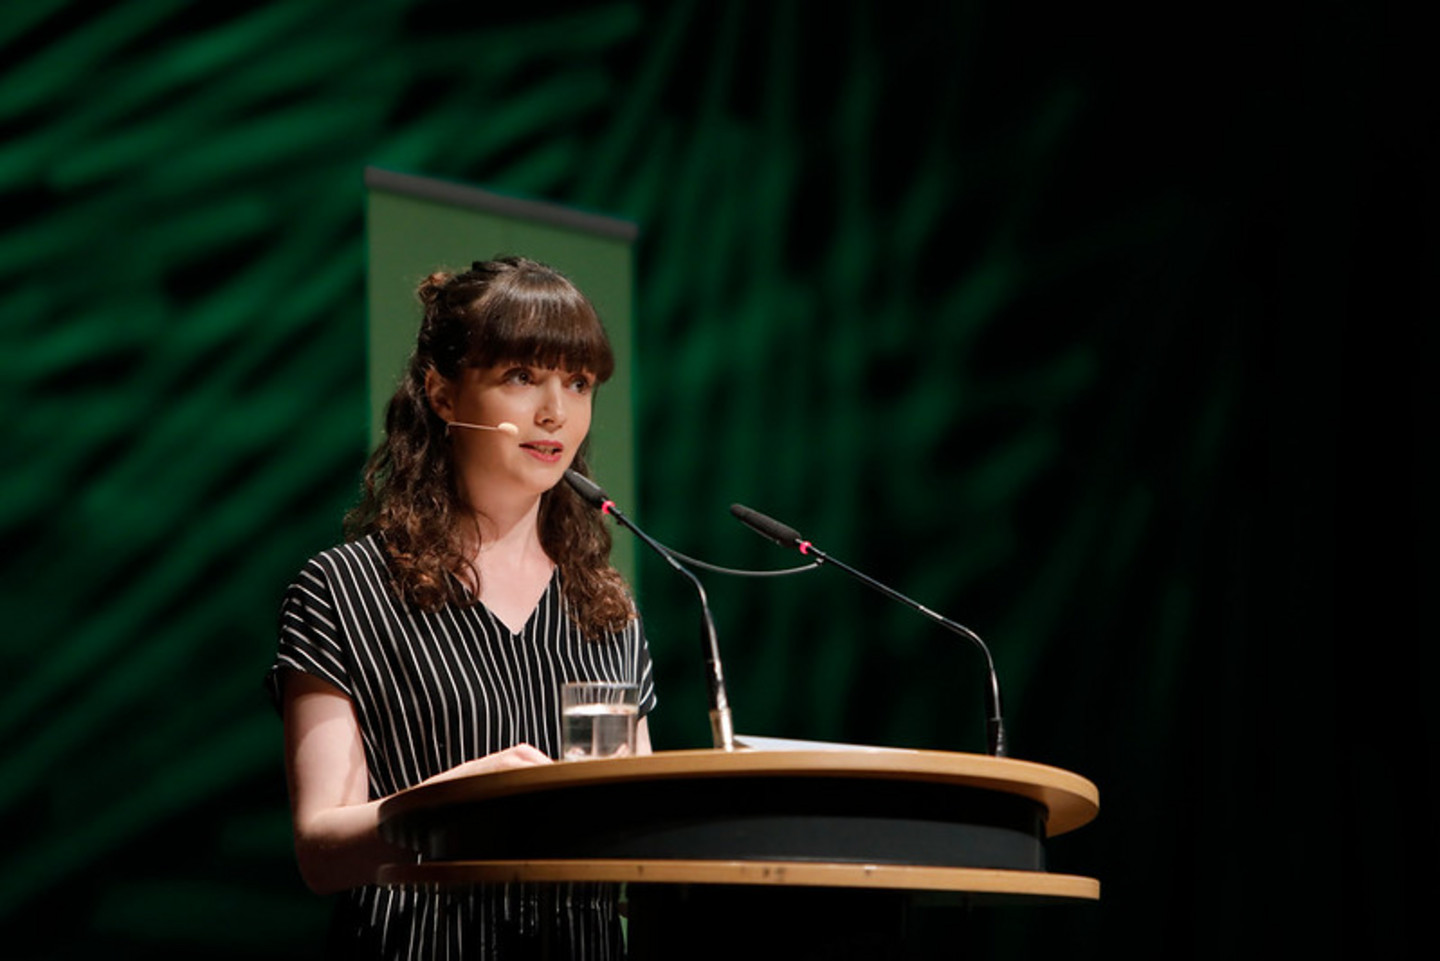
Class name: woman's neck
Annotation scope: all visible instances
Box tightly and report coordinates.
[463,491,549,571]
[460,492,555,630]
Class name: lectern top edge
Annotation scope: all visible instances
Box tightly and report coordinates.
[379,747,1099,838]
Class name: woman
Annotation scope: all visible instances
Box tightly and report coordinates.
[268,256,656,959]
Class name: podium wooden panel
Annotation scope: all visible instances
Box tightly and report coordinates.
[377,748,1098,957]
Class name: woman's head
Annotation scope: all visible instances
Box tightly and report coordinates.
[382,256,615,494]
[349,256,632,633]
[414,259,613,491]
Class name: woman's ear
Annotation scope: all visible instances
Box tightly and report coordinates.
[424,368,455,421]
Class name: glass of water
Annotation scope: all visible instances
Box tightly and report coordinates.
[561,681,639,760]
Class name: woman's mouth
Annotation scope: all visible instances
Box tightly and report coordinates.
[519,440,564,463]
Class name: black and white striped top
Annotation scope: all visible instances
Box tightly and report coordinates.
[269,534,656,960]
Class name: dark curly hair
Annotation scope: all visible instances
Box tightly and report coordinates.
[345,256,632,637]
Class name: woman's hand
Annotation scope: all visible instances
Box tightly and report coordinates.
[422,743,553,784]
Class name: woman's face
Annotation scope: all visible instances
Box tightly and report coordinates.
[433,361,595,498]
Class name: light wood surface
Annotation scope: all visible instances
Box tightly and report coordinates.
[377,858,1100,900]
[380,748,1099,837]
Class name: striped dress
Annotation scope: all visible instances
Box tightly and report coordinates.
[269,534,657,960]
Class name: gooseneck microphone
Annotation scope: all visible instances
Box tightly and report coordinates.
[730,504,1008,758]
[565,470,736,751]
[447,421,519,435]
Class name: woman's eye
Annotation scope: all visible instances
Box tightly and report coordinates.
[504,367,532,385]
[569,375,593,393]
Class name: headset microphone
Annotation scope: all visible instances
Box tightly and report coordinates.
[447,421,519,436]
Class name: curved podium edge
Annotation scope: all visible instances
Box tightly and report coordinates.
[380,748,1100,838]
[378,859,1099,901]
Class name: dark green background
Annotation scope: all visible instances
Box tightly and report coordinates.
[0,2,1428,958]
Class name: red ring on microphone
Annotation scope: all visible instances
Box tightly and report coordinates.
[601,500,616,516]
[798,540,813,555]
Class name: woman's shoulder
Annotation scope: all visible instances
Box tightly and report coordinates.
[292,534,391,588]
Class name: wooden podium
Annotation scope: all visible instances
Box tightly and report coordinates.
[378,748,1098,958]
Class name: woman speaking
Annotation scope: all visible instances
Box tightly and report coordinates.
[268,256,656,958]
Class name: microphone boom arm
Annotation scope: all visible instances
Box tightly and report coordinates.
[731,504,1007,757]
[566,471,736,751]
[611,511,736,752]
[800,544,1005,758]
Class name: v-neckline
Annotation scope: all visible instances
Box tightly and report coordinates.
[478,566,558,637]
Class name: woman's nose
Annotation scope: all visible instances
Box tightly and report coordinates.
[537,381,565,426]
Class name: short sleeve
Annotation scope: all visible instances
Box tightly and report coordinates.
[635,619,658,717]
[264,558,353,710]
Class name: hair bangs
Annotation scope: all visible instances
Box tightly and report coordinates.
[466,282,615,382]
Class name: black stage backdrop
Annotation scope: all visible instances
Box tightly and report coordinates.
[0,2,1429,958]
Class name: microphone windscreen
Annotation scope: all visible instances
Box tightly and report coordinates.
[496,422,519,435]
[564,469,610,508]
[730,504,804,549]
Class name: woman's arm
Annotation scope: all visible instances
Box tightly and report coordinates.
[281,671,551,894]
